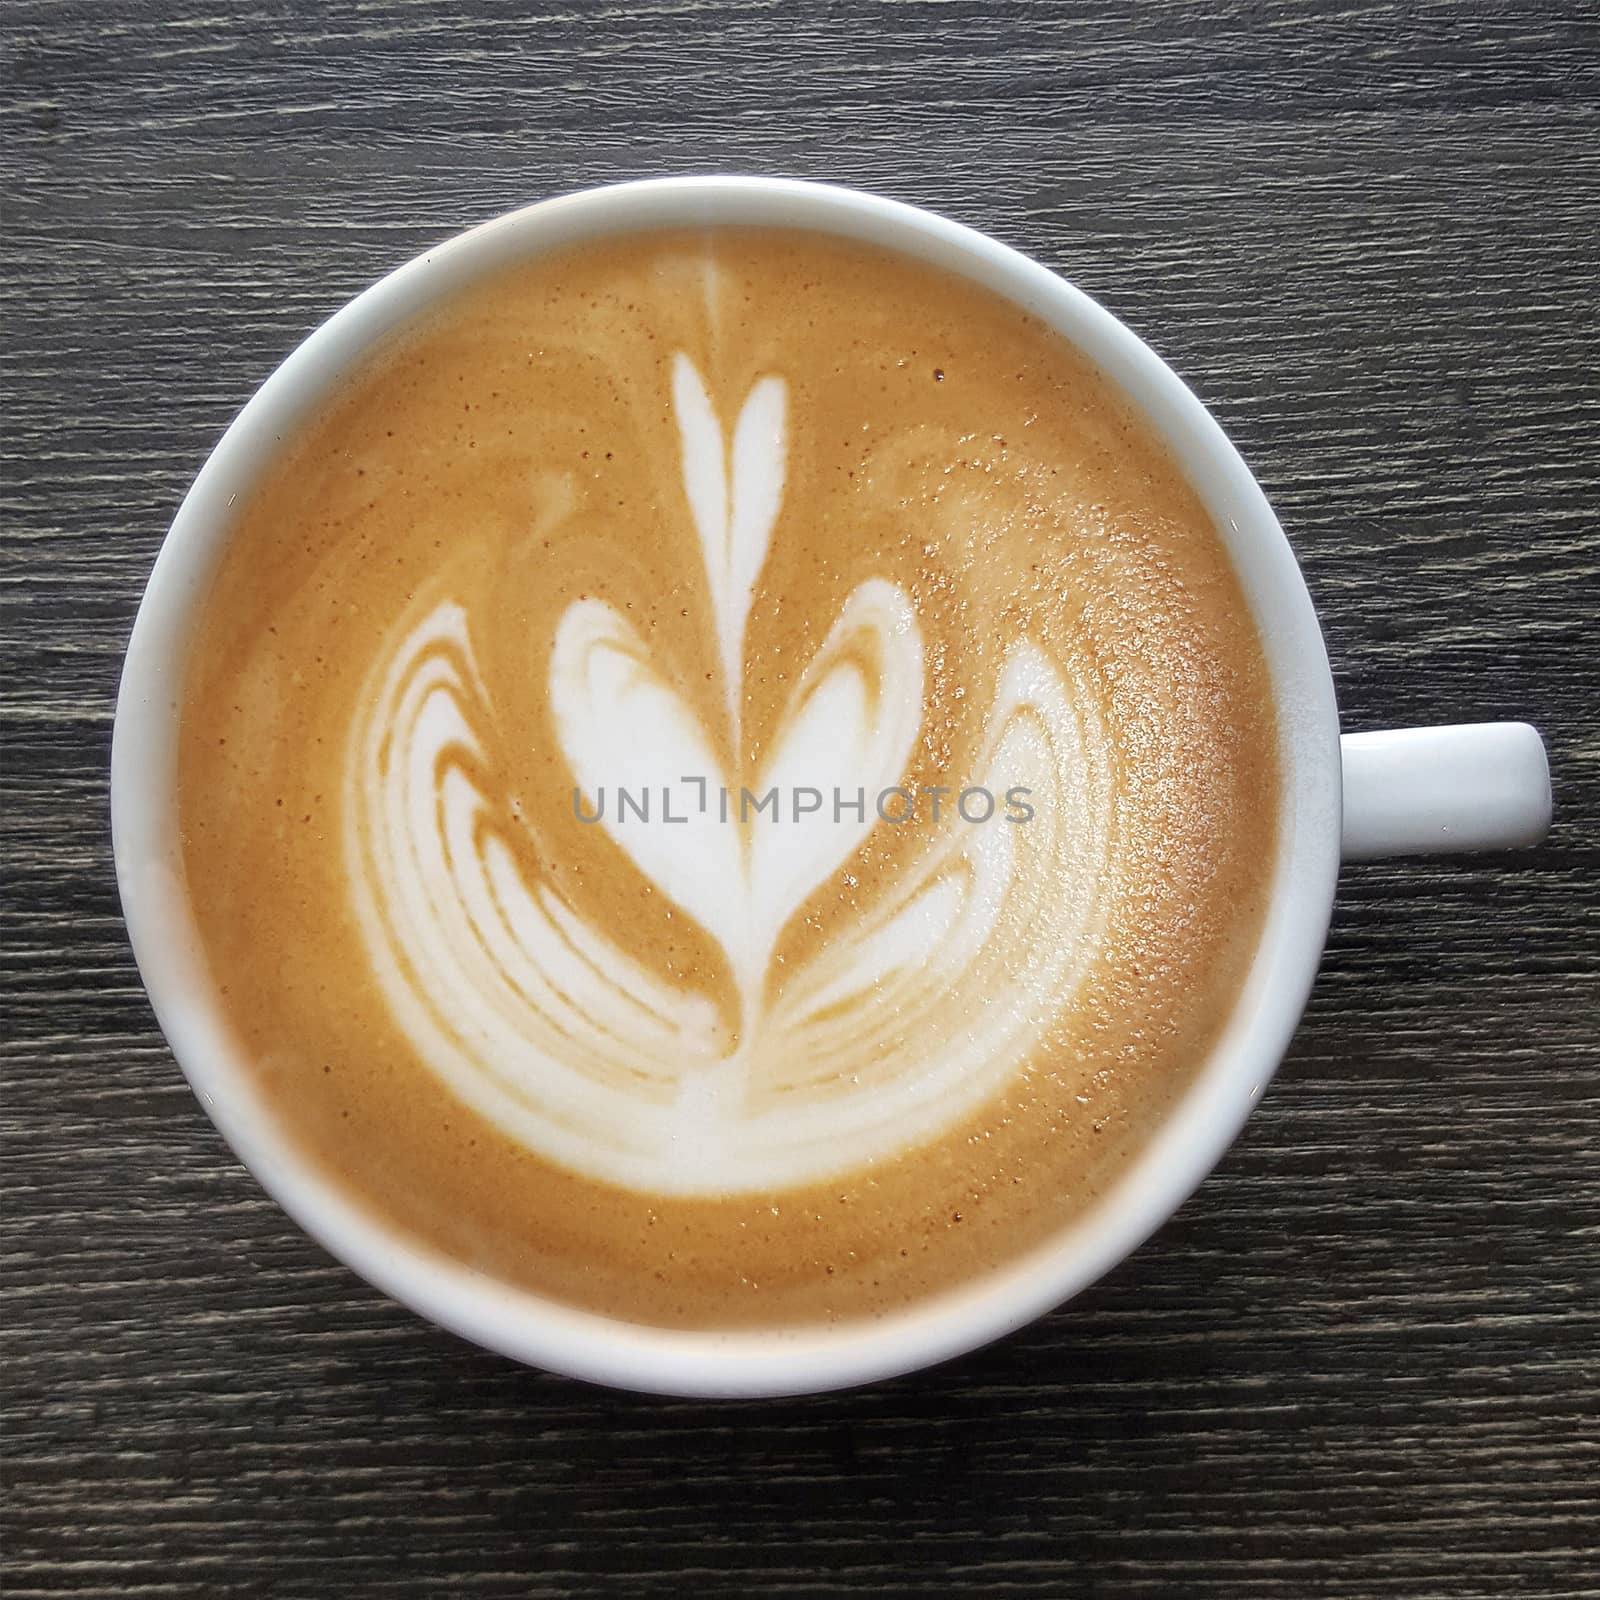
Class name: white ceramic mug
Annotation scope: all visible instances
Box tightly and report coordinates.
[112,177,1552,1397]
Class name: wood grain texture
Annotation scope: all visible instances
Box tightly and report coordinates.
[3,1,1598,1594]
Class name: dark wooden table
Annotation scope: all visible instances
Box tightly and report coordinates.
[5,3,1598,1594]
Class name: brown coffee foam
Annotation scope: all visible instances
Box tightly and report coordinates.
[177,228,1277,1328]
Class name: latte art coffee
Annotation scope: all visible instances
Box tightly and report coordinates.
[179,228,1278,1327]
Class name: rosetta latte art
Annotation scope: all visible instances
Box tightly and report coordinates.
[345,354,1120,1195]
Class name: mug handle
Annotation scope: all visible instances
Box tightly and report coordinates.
[1340,722,1552,860]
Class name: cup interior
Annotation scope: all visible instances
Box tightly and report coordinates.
[112,177,1342,1396]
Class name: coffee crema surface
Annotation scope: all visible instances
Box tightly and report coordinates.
[178,228,1278,1328]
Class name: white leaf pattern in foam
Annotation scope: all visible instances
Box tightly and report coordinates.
[345,602,727,1182]
[672,353,786,733]
[743,578,922,994]
[549,596,743,971]
[344,356,1120,1194]
[747,641,1115,1159]
[551,577,922,1011]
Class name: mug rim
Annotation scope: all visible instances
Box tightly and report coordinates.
[112,175,1341,1397]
